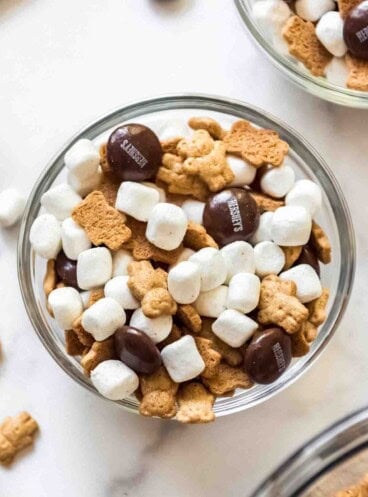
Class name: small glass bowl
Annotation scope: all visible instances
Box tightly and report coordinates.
[234,0,368,108]
[18,94,355,417]
[250,406,368,496]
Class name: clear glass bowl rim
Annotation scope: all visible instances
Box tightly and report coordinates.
[234,0,368,108]
[17,93,356,416]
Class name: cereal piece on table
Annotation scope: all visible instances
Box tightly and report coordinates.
[65,329,86,356]
[158,323,183,349]
[142,287,177,318]
[307,288,329,326]
[202,364,254,396]
[177,130,214,158]
[223,120,289,168]
[188,116,225,140]
[194,337,221,379]
[81,338,116,376]
[72,191,131,250]
[291,321,318,357]
[139,366,178,419]
[87,288,105,308]
[184,221,218,250]
[309,221,332,264]
[338,0,361,17]
[282,16,332,77]
[198,319,243,367]
[346,54,368,91]
[282,246,303,270]
[176,382,215,424]
[0,412,39,465]
[160,136,182,154]
[176,304,202,333]
[43,259,58,297]
[72,315,96,347]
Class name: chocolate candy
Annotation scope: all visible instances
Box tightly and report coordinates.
[244,328,292,384]
[107,124,162,181]
[203,188,260,247]
[55,251,79,289]
[296,246,320,276]
[344,1,368,60]
[114,326,162,374]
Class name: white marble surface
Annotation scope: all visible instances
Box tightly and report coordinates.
[0,0,368,495]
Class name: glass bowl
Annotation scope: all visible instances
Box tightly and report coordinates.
[18,94,355,417]
[234,0,368,108]
[250,406,368,496]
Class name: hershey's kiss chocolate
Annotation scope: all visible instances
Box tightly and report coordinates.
[296,246,320,276]
[107,124,162,181]
[55,251,79,289]
[114,325,162,375]
[244,328,292,384]
[344,0,368,60]
[203,188,260,247]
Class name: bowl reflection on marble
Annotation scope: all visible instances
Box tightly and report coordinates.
[18,94,355,417]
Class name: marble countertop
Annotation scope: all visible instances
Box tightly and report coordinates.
[1,0,368,495]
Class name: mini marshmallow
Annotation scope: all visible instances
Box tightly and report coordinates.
[295,0,335,22]
[285,179,322,217]
[194,285,228,318]
[82,297,126,341]
[254,241,285,277]
[279,264,322,303]
[228,155,257,187]
[316,11,347,57]
[181,199,205,225]
[0,188,26,227]
[220,241,255,283]
[61,217,91,260]
[325,57,349,87]
[67,168,102,197]
[271,206,312,246]
[41,183,82,221]
[212,309,258,348]
[161,335,205,383]
[158,120,190,141]
[146,203,187,251]
[64,138,100,181]
[142,182,166,202]
[30,213,61,259]
[91,360,139,400]
[104,276,139,310]
[260,164,295,199]
[168,261,201,304]
[169,248,195,270]
[251,211,274,244]
[227,273,261,313]
[48,287,83,329]
[77,247,112,290]
[130,308,172,344]
[112,249,134,277]
[189,247,227,292]
[115,181,160,222]
[253,0,291,40]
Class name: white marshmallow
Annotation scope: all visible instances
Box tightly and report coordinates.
[168,261,201,304]
[279,264,322,303]
[30,213,61,259]
[169,248,195,270]
[251,211,274,244]
[271,206,312,246]
[146,203,187,251]
[194,285,228,318]
[254,241,285,277]
[181,199,205,225]
[285,179,322,216]
[104,276,139,310]
[67,168,102,197]
[0,188,26,227]
[316,11,347,57]
[228,155,257,186]
[64,139,100,181]
[141,182,166,202]
[260,165,295,199]
[212,309,258,348]
[161,335,205,383]
[158,120,190,141]
[189,247,227,291]
[295,0,335,22]
[61,217,91,260]
[77,247,112,290]
[220,241,255,283]
[130,308,172,344]
[41,183,82,221]
[252,0,291,41]
[325,57,349,87]
[82,297,126,341]
[112,249,134,277]
[91,360,139,401]
[227,273,261,313]
[115,181,160,222]
[48,287,83,329]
